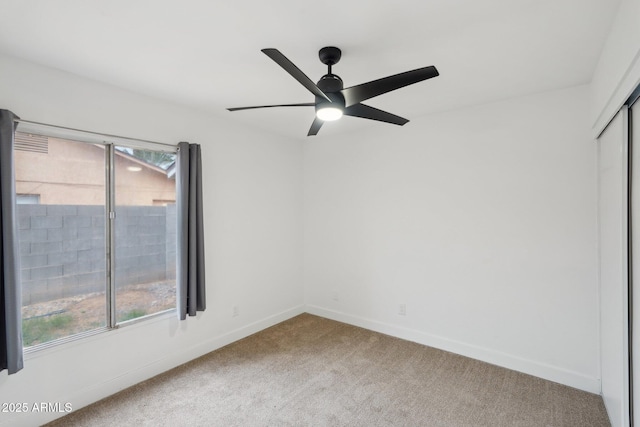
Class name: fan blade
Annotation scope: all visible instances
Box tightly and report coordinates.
[344,103,409,126]
[227,103,315,112]
[307,117,323,136]
[341,66,439,107]
[262,49,331,102]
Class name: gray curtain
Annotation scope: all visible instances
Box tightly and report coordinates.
[0,109,23,374]
[176,142,206,320]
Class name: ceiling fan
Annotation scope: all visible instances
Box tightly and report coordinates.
[227,47,439,136]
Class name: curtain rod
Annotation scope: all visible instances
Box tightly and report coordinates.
[13,118,178,149]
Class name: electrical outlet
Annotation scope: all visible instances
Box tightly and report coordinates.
[232,305,239,317]
[398,303,407,316]
[331,291,339,301]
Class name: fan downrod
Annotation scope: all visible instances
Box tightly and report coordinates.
[319,46,341,66]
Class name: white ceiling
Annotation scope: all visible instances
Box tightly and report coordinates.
[0,0,621,139]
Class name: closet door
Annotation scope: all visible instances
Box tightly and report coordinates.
[632,103,640,426]
[599,106,629,427]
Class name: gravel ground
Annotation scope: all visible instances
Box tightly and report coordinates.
[21,281,176,346]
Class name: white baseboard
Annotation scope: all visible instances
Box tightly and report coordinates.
[305,304,601,394]
[11,305,305,427]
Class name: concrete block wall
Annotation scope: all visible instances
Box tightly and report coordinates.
[18,204,175,305]
[165,204,176,281]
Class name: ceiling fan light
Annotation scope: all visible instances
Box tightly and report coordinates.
[316,107,343,121]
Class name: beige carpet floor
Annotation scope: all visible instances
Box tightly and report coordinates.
[45,313,610,426]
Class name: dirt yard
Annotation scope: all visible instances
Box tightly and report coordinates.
[21,281,176,347]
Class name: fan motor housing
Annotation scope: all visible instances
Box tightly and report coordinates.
[317,74,343,93]
[315,91,345,112]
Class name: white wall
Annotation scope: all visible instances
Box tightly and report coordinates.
[304,85,600,392]
[0,54,304,427]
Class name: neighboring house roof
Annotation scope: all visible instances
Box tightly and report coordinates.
[113,148,174,178]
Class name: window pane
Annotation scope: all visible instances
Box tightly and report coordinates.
[17,194,40,205]
[114,147,176,322]
[15,133,107,347]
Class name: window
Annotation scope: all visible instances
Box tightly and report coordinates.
[15,128,177,348]
[16,194,40,204]
[113,146,177,323]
